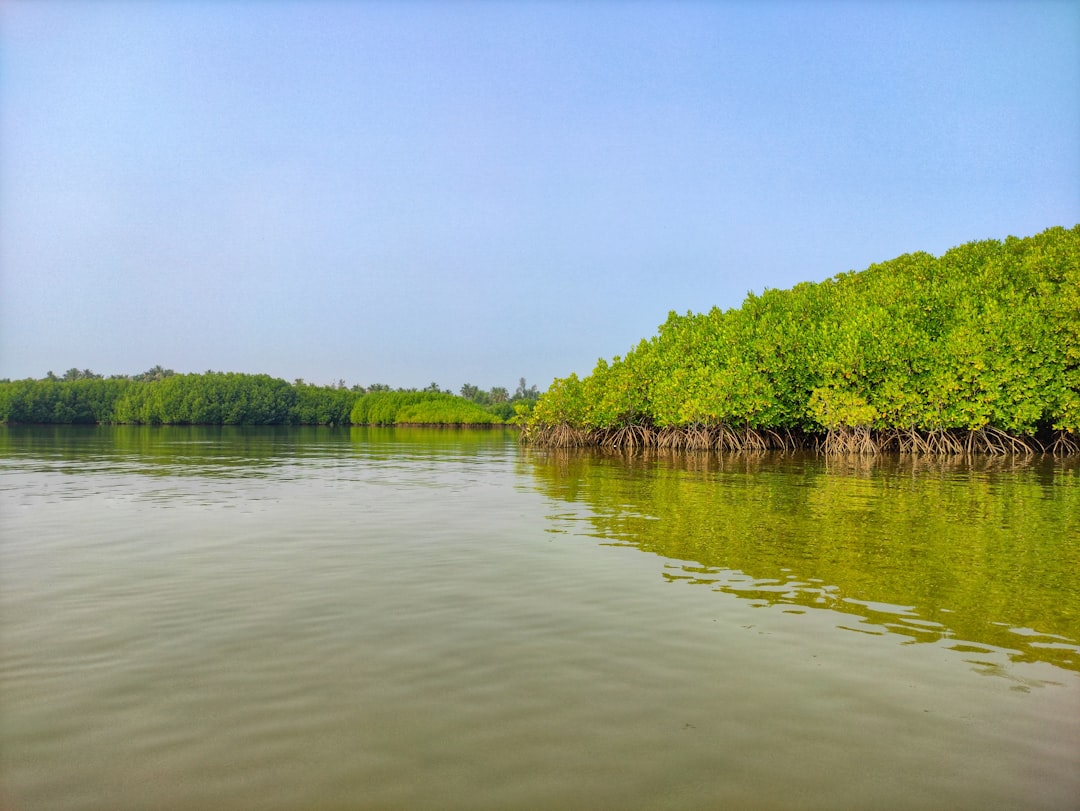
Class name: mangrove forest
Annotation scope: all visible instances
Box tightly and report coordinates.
[522,225,1080,455]
[0,373,540,428]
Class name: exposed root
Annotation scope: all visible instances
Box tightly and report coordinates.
[964,425,1041,456]
[686,423,715,450]
[524,421,1067,457]
[924,430,965,456]
[520,422,589,448]
[738,426,770,452]
[656,426,688,450]
[877,427,1040,457]
[712,423,738,451]
[1050,430,1080,456]
[763,428,799,453]
[596,424,656,450]
[879,427,937,454]
[822,425,879,456]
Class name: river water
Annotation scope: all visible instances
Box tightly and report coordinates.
[1,426,1077,810]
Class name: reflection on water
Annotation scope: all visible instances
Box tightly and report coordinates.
[0,425,517,506]
[0,424,515,472]
[1,427,1078,811]
[524,447,1080,673]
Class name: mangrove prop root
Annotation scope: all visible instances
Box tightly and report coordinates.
[519,422,590,448]
[822,426,878,456]
[525,422,1066,456]
[1051,430,1080,456]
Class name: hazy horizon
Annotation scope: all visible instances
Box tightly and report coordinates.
[3,1,1077,390]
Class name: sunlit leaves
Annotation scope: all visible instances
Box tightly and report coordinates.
[527,225,1080,450]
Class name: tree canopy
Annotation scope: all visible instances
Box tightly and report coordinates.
[1,374,539,427]
[524,225,1080,455]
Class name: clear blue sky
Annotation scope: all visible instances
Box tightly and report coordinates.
[2,0,1077,391]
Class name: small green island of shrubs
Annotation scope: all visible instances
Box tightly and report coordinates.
[523,224,1080,455]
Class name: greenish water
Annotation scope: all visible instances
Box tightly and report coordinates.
[1,426,1078,810]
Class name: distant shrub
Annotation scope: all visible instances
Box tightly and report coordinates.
[396,396,504,425]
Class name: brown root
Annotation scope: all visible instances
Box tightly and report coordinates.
[523,422,589,448]
[656,426,688,450]
[598,424,656,450]
[1050,430,1080,456]
[524,420,1063,457]
[964,425,1041,456]
[822,425,879,456]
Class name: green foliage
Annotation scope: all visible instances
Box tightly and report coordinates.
[0,378,130,424]
[395,395,504,425]
[62,368,102,381]
[529,373,588,429]
[460,383,489,404]
[131,365,176,382]
[1,372,537,427]
[350,391,503,425]
[509,402,535,425]
[293,383,357,426]
[112,372,298,425]
[351,391,435,425]
[2,372,354,426]
[460,379,541,421]
[528,225,1080,447]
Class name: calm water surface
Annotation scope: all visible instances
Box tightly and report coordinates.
[1,426,1078,810]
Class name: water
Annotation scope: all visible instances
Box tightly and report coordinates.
[1,426,1078,810]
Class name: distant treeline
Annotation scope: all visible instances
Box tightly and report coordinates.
[523,225,1080,455]
[0,370,541,427]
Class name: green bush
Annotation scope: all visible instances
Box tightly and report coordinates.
[395,396,503,425]
[528,225,1080,448]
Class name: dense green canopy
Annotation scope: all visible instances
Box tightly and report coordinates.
[350,391,503,425]
[0,375,512,427]
[525,225,1080,454]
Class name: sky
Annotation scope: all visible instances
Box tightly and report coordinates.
[2,0,1078,392]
